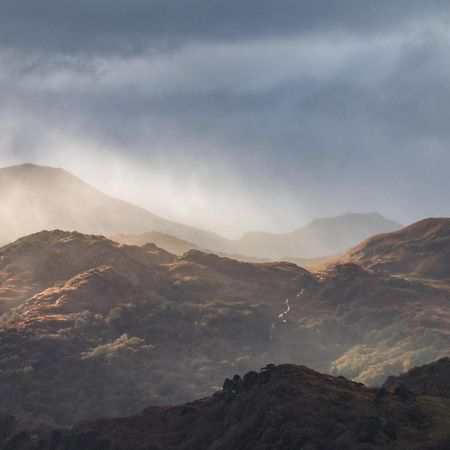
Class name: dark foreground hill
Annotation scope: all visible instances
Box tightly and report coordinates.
[0,229,449,429]
[340,218,450,280]
[5,364,450,450]
[384,357,450,399]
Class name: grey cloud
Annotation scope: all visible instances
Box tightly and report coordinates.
[1,1,450,55]
[1,2,450,234]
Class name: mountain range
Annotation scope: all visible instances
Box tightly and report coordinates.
[0,217,448,431]
[0,164,401,259]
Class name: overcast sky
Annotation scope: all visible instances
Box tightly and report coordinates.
[1,1,450,237]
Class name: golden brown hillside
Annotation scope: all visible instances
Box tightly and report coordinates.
[0,230,448,428]
[339,218,450,280]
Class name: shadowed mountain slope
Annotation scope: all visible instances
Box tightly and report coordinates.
[11,364,450,450]
[234,212,402,259]
[384,357,450,398]
[340,218,450,280]
[0,164,228,250]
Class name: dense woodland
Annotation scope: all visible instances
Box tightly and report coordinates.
[2,362,450,449]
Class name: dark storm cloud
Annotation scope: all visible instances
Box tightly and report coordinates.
[1,1,450,234]
[1,0,449,55]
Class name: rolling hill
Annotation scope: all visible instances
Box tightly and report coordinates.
[384,357,450,398]
[111,231,202,255]
[339,218,450,280]
[0,229,448,429]
[8,363,450,450]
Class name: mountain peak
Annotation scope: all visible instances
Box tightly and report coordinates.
[0,163,228,250]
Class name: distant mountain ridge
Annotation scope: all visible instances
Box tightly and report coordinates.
[0,163,228,250]
[230,212,402,258]
[0,164,401,259]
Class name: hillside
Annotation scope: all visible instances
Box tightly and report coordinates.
[233,212,402,259]
[0,164,228,250]
[111,231,202,255]
[111,231,337,266]
[0,230,174,313]
[0,230,448,429]
[340,218,450,279]
[9,364,450,450]
[384,357,450,398]
[0,164,401,260]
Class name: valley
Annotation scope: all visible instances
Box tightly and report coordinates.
[0,218,448,432]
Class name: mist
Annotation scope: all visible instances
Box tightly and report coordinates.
[1,1,450,237]
[1,3,450,446]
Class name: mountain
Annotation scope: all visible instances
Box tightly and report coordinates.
[0,164,401,260]
[0,229,175,314]
[0,163,228,250]
[384,357,450,398]
[231,212,402,259]
[110,232,336,267]
[111,231,202,255]
[339,218,450,280]
[0,230,448,429]
[9,364,450,450]
[111,214,402,261]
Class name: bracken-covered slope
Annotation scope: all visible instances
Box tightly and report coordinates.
[0,230,174,313]
[339,218,450,280]
[0,230,449,428]
[9,364,450,450]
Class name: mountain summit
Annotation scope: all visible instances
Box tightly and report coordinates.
[0,164,228,249]
[233,212,402,259]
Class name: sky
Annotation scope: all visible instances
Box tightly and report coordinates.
[1,1,450,237]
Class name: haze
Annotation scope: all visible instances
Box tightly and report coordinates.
[1,1,450,237]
